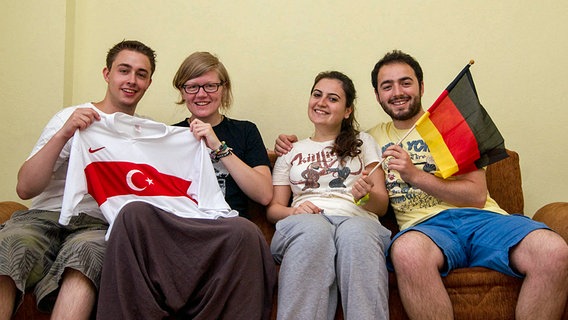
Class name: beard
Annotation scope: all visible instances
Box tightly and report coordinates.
[379,95,422,121]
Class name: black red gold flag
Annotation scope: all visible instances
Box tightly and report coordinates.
[415,63,508,178]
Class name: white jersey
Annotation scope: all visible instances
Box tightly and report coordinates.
[60,112,237,238]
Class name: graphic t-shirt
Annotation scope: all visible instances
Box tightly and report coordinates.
[272,132,381,220]
[60,112,237,238]
[367,122,507,230]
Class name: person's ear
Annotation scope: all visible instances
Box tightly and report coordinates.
[102,67,110,83]
[344,106,353,119]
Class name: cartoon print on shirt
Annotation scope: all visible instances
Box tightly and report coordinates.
[213,161,229,196]
[290,148,363,191]
[328,165,350,188]
[381,139,442,212]
[298,161,325,190]
[328,158,363,188]
[423,155,436,173]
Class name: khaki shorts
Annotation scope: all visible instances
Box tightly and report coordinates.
[0,209,108,312]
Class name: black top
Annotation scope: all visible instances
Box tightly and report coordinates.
[173,117,270,218]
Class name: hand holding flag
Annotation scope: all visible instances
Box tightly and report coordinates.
[357,61,508,205]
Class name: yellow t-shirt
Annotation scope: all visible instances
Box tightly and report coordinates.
[366,122,507,230]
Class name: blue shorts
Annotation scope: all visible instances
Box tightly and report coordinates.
[386,208,549,278]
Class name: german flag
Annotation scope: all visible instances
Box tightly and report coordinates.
[415,63,508,178]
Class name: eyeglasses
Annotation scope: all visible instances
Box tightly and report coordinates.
[181,82,223,94]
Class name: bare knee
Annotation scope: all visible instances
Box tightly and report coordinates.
[0,275,17,297]
[61,268,94,289]
[512,229,568,276]
[0,275,17,320]
[390,231,444,272]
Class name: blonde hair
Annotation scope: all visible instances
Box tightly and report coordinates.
[172,52,233,111]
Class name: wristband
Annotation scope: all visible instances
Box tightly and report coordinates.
[354,193,370,206]
[210,141,233,163]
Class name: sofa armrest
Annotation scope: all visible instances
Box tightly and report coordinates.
[533,202,568,243]
[0,201,28,224]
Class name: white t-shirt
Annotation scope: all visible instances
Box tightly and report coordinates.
[28,103,101,217]
[60,111,237,238]
[272,132,381,220]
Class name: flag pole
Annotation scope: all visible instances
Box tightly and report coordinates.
[355,123,419,205]
[354,125,418,205]
[366,123,417,177]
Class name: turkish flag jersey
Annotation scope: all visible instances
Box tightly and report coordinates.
[60,111,237,237]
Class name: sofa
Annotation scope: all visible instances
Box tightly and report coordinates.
[2,149,568,319]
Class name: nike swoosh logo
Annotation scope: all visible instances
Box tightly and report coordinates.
[88,146,106,153]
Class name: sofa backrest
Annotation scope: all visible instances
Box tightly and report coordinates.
[486,149,524,214]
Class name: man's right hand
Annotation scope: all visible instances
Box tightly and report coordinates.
[274,134,298,156]
[17,108,101,200]
[59,108,101,140]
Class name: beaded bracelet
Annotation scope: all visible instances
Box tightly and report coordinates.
[210,141,233,163]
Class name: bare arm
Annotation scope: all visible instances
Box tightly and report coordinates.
[382,144,487,208]
[266,185,294,223]
[16,108,100,199]
[190,119,273,205]
[220,158,272,205]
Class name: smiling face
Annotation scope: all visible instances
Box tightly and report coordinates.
[102,49,152,114]
[181,70,224,123]
[308,78,352,133]
[375,62,424,127]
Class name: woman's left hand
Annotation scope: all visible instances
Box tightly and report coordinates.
[189,118,222,150]
[352,172,373,202]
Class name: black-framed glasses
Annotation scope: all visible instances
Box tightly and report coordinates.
[182,82,223,94]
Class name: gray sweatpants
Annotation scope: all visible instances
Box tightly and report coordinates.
[271,214,391,320]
